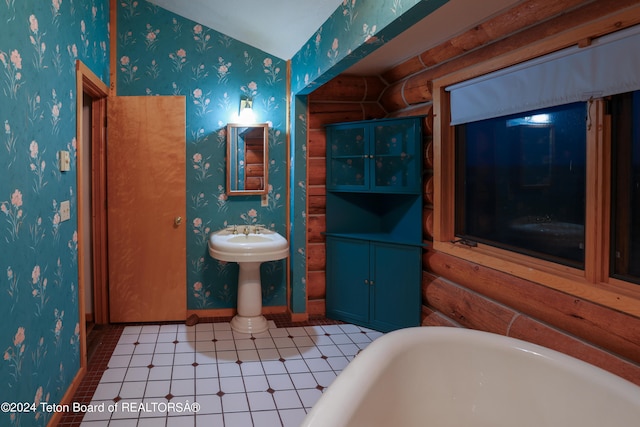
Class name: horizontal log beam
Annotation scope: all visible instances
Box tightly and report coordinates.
[423,272,517,334]
[308,129,326,158]
[306,242,325,271]
[308,270,326,299]
[382,0,594,84]
[308,158,326,186]
[307,214,325,243]
[509,315,640,386]
[308,185,326,215]
[310,74,387,102]
[425,250,640,364]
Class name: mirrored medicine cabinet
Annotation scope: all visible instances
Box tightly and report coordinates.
[226,123,269,196]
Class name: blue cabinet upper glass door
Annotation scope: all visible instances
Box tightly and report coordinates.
[327,123,369,190]
[372,120,421,192]
[327,118,422,193]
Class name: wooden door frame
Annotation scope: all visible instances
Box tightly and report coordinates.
[75,60,109,366]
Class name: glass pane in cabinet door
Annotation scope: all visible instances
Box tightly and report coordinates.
[330,126,366,156]
[374,121,418,189]
[328,125,368,188]
[329,157,366,187]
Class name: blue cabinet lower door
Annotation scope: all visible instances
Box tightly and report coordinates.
[370,243,421,331]
[326,238,370,325]
[326,237,421,332]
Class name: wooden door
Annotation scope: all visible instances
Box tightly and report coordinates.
[107,96,186,322]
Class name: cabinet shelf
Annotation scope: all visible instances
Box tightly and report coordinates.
[324,231,427,247]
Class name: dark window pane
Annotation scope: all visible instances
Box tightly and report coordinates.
[611,90,640,284]
[456,103,587,268]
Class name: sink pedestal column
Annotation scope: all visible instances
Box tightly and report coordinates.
[231,261,269,334]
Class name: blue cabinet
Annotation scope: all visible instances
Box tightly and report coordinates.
[326,237,421,332]
[325,117,424,332]
[326,117,422,194]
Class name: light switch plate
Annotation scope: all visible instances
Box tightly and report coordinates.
[60,200,70,222]
[59,150,70,172]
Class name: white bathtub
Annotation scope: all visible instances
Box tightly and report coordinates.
[302,327,640,427]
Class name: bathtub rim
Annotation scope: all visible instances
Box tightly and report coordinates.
[301,326,640,427]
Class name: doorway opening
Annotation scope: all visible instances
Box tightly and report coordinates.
[76,61,109,367]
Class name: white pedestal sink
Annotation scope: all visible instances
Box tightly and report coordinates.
[208,226,289,334]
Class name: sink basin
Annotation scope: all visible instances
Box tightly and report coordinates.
[208,227,289,263]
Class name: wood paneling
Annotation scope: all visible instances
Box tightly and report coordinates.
[423,274,517,334]
[308,158,326,186]
[382,0,600,85]
[308,107,369,129]
[307,270,326,299]
[421,305,459,327]
[308,129,326,158]
[379,81,407,112]
[508,316,640,386]
[422,268,640,385]
[423,176,434,205]
[308,299,325,316]
[307,215,326,243]
[308,186,326,215]
[424,250,640,364]
[403,74,432,106]
[310,74,386,102]
[307,243,326,271]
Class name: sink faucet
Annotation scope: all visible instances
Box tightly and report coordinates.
[232,225,238,234]
[244,226,250,236]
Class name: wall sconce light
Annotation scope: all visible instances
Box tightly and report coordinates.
[238,97,256,124]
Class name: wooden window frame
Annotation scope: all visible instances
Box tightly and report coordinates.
[432,29,640,318]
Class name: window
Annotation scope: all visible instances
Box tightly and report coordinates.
[611,90,640,284]
[433,24,640,314]
[455,103,587,269]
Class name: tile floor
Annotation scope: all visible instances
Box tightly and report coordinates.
[76,320,383,427]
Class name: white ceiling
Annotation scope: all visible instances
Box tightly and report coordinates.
[148,0,344,60]
[148,0,523,75]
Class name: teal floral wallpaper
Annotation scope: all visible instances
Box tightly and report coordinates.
[290,0,449,95]
[0,0,109,426]
[115,1,288,310]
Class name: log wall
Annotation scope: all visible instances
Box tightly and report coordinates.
[306,75,387,316]
[423,251,640,385]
